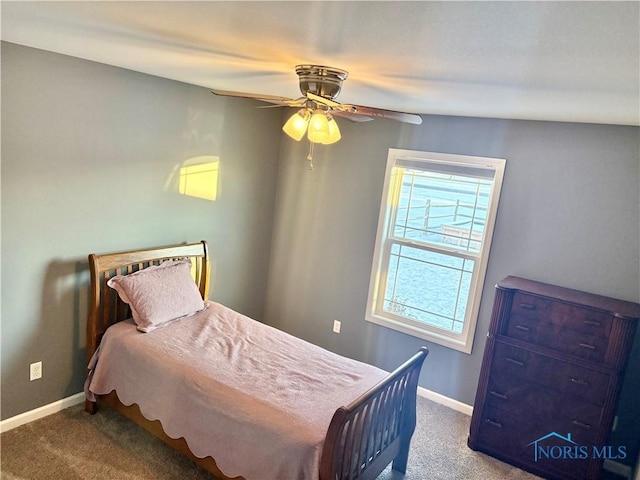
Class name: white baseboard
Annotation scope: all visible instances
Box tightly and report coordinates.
[0,392,85,434]
[417,386,474,416]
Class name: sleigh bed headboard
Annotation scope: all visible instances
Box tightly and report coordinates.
[86,240,210,365]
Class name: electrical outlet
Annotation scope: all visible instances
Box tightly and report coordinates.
[333,320,341,334]
[30,361,42,381]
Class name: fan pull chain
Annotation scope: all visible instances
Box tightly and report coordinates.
[306,141,315,170]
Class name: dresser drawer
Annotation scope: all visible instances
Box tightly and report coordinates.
[510,292,613,338]
[478,405,591,479]
[506,314,608,362]
[491,341,610,406]
[486,373,603,439]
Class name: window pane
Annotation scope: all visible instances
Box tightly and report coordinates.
[384,244,475,333]
[393,168,492,252]
[366,149,505,353]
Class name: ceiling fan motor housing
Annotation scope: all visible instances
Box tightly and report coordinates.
[296,65,349,101]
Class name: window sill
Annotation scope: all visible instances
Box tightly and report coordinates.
[365,312,474,354]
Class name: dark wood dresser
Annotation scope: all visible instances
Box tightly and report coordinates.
[468,276,639,480]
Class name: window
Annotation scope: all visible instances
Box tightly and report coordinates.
[366,149,505,353]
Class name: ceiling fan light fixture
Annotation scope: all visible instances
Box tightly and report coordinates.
[321,115,341,145]
[282,109,311,141]
[307,110,330,144]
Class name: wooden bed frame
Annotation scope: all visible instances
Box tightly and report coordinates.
[85,241,429,480]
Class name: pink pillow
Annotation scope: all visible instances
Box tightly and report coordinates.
[107,259,205,332]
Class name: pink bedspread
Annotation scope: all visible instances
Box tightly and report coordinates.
[85,301,387,480]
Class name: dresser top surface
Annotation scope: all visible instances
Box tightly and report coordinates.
[497,276,640,320]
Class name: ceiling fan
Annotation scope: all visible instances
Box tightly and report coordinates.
[212,65,422,167]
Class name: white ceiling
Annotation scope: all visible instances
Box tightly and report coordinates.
[2,1,639,125]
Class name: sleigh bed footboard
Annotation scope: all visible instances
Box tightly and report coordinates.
[320,347,429,480]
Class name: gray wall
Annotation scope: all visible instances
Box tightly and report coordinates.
[1,42,282,419]
[3,38,639,469]
[265,114,640,463]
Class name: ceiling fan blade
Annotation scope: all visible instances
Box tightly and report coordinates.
[256,96,307,109]
[212,89,300,107]
[332,111,374,123]
[305,92,422,125]
[255,104,288,109]
[339,104,423,125]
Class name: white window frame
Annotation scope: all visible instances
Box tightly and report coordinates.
[365,149,506,353]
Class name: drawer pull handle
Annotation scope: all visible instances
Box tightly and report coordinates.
[489,390,508,400]
[578,342,596,350]
[515,325,531,332]
[569,377,590,386]
[572,420,592,430]
[519,303,536,310]
[583,320,601,327]
[505,357,525,367]
[485,418,503,428]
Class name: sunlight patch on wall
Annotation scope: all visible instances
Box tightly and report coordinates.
[178,156,220,202]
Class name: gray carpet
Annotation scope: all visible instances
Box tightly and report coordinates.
[1,396,540,480]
